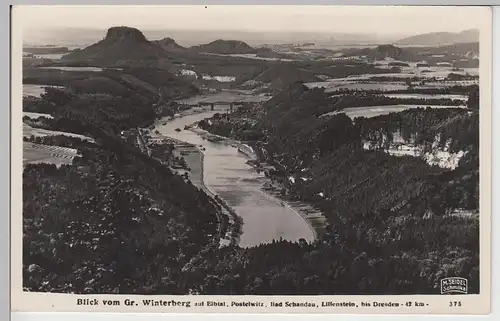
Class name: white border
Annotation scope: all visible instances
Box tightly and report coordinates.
[8,3,497,319]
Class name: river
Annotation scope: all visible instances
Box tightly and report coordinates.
[154,109,316,248]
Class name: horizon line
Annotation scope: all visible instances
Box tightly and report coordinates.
[23,26,479,35]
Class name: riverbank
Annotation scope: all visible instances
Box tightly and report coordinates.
[151,107,317,246]
[189,126,258,160]
[146,119,242,248]
[260,180,328,239]
[187,122,328,240]
[191,145,243,247]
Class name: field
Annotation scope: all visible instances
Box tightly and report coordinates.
[23,112,54,120]
[382,93,468,101]
[23,142,78,167]
[306,79,478,93]
[320,104,468,119]
[23,123,94,142]
[23,84,64,97]
[38,66,105,72]
[326,83,408,92]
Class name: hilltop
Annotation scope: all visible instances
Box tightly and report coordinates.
[153,37,187,52]
[372,44,404,59]
[237,63,321,91]
[257,64,321,89]
[341,44,414,61]
[191,39,257,54]
[397,29,479,46]
[62,26,174,64]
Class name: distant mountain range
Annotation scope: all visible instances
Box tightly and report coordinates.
[396,29,479,46]
[55,26,481,68]
[23,27,401,48]
[61,27,269,64]
[24,26,481,50]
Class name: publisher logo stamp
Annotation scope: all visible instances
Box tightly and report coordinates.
[440,277,468,294]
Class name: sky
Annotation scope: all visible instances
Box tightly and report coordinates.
[16,5,486,37]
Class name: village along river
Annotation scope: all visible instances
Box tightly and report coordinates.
[153,108,316,248]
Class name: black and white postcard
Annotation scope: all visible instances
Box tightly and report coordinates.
[10,5,493,314]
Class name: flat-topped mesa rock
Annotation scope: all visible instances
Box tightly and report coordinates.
[105,26,149,43]
[62,26,173,64]
[191,39,257,54]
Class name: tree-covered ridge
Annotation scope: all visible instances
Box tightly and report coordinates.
[23,78,480,295]
[195,82,479,294]
[179,222,478,295]
[23,131,223,294]
[23,67,199,99]
[357,109,478,152]
[23,87,175,137]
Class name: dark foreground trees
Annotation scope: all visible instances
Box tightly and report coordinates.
[23,83,480,295]
[23,135,222,294]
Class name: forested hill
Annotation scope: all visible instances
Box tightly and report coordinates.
[200,81,479,214]
[236,65,322,91]
[195,82,479,294]
[23,67,199,100]
[23,88,226,294]
[396,29,479,46]
[190,39,257,54]
[340,44,416,61]
[153,37,187,52]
